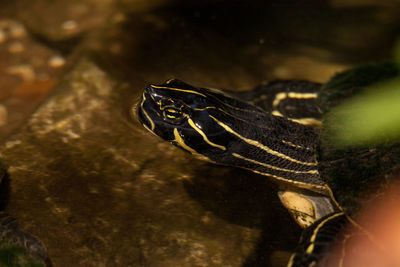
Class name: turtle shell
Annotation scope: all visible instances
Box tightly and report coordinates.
[317,62,400,215]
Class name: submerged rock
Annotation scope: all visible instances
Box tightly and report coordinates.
[0,59,293,266]
[0,160,48,266]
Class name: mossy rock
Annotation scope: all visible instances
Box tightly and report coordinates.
[0,241,44,267]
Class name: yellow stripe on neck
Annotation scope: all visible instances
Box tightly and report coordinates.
[233,153,318,174]
[209,115,317,166]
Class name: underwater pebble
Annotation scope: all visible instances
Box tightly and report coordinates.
[53,206,69,214]
[8,41,24,53]
[9,23,26,38]
[0,29,6,43]
[61,20,78,31]
[0,105,8,127]
[112,13,126,24]
[200,214,211,224]
[211,253,223,265]
[4,140,22,149]
[48,55,65,68]
[7,64,36,81]
[109,42,122,54]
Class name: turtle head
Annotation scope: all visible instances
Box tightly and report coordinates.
[137,79,323,193]
[137,79,270,162]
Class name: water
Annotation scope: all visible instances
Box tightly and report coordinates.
[0,0,399,266]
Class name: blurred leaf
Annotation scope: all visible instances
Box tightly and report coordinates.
[394,38,400,64]
[324,78,400,146]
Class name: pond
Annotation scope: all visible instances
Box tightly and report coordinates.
[0,0,399,266]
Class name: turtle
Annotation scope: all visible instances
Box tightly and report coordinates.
[134,62,400,266]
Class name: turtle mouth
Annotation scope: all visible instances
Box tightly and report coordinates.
[138,85,185,142]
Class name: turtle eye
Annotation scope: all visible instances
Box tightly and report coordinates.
[162,107,185,124]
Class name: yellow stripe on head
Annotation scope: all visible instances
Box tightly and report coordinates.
[187,118,226,150]
[140,93,155,131]
[151,85,207,98]
[173,128,213,162]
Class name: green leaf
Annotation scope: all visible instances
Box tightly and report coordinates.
[324,78,400,146]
